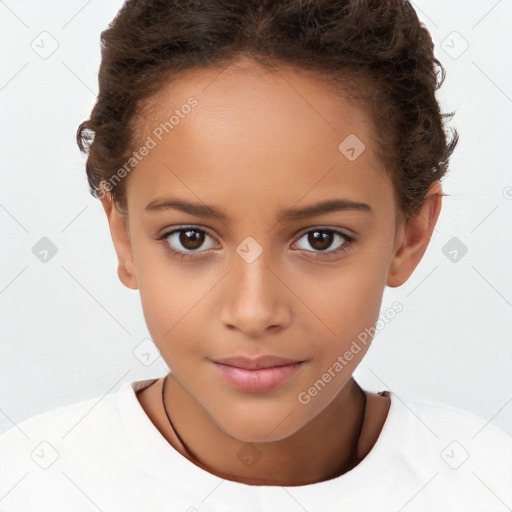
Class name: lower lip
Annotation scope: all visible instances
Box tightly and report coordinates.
[212,361,304,393]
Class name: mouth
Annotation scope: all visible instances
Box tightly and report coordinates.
[210,355,306,393]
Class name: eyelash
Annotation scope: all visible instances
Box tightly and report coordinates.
[156,226,356,261]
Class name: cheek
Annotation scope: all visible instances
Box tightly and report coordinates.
[292,260,386,344]
[135,258,219,369]
[139,279,200,339]
[133,236,202,327]
[290,268,385,407]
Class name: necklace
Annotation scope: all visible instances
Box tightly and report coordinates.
[161,373,367,475]
[340,379,367,474]
[161,374,197,461]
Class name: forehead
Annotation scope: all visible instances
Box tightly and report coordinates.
[126,58,393,218]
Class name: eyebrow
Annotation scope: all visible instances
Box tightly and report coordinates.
[144,197,373,222]
[144,198,373,222]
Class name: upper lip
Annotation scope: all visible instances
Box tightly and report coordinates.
[211,355,304,370]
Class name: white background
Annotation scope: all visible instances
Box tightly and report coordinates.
[0,0,511,439]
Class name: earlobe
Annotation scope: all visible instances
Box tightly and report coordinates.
[386,181,443,288]
[99,190,139,290]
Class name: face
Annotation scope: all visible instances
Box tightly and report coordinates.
[102,57,439,443]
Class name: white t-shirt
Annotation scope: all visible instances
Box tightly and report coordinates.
[0,378,511,512]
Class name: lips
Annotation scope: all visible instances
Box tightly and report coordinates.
[212,355,304,369]
[210,355,305,392]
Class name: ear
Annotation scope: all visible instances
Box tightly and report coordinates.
[386,181,443,288]
[99,189,138,290]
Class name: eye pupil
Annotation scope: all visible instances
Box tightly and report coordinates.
[309,230,333,251]
[180,229,204,250]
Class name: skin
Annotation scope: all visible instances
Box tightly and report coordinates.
[100,56,442,486]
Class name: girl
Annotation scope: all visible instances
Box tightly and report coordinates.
[1,0,510,511]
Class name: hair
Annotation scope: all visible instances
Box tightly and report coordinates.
[77,0,458,221]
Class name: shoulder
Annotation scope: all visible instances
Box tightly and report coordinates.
[0,380,161,510]
[393,392,512,446]
[0,387,123,478]
[0,378,157,448]
[357,392,512,510]
[0,387,122,449]
[384,392,512,501]
[0,383,134,503]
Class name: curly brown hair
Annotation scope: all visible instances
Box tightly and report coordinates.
[77,0,458,221]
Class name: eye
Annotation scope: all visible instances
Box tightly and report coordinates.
[157,226,219,260]
[292,228,355,259]
[157,225,356,261]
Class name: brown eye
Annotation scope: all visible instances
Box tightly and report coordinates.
[293,228,355,258]
[157,226,219,258]
[179,229,205,250]
[307,230,334,251]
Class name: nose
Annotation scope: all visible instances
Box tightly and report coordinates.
[220,251,292,338]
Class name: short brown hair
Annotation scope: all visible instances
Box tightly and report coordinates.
[77,0,458,220]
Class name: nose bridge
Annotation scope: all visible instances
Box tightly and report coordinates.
[220,235,291,335]
[232,237,278,302]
